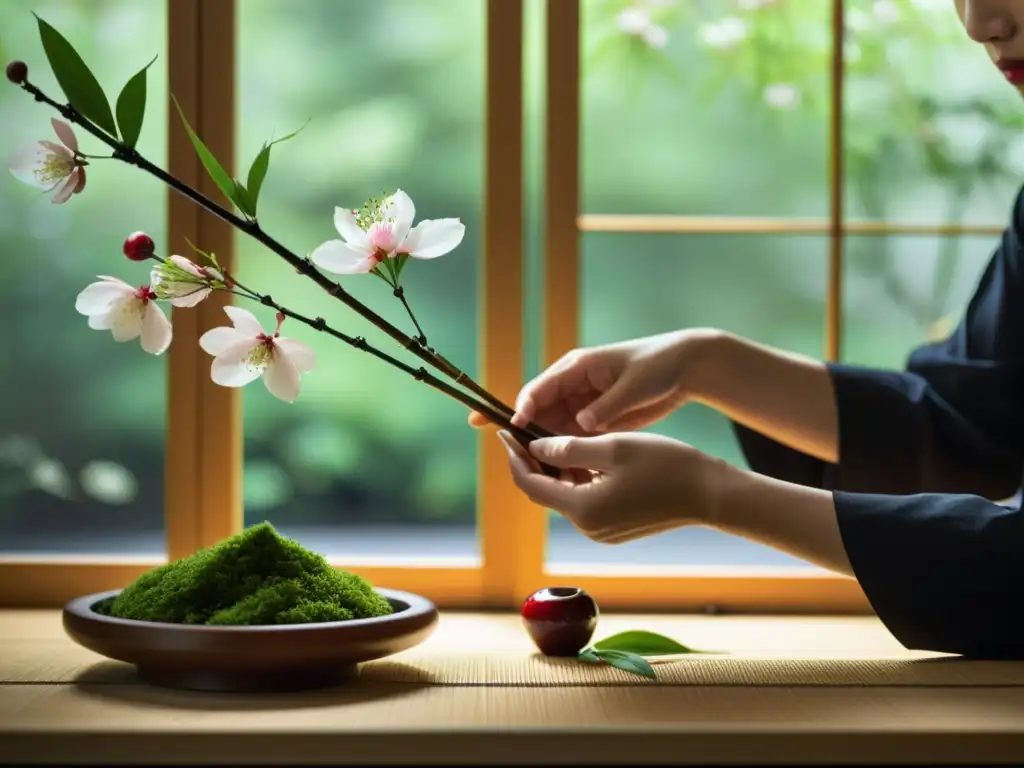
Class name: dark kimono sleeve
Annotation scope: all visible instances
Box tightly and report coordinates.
[730,187,1024,657]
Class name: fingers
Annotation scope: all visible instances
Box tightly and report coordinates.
[467,411,492,429]
[576,371,641,432]
[498,431,584,511]
[512,350,592,427]
[527,434,620,472]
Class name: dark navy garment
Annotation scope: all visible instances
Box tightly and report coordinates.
[731,186,1024,658]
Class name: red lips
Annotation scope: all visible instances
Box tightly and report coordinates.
[998,59,1024,85]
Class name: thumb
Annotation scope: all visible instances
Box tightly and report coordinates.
[576,373,640,432]
[528,435,619,471]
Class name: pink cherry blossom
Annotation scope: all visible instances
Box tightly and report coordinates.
[310,189,465,276]
[199,306,316,402]
[74,276,172,355]
[9,118,87,204]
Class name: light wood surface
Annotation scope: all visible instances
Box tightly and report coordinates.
[4,610,1024,765]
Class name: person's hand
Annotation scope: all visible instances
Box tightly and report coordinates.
[468,329,724,436]
[496,429,729,544]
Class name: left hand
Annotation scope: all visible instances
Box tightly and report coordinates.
[496,430,728,544]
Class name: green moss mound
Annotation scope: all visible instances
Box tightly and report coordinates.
[98,522,393,626]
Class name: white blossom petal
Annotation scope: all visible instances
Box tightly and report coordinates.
[210,338,264,387]
[107,298,145,343]
[9,143,50,188]
[75,279,134,315]
[51,172,77,204]
[199,326,249,356]
[51,118,79,153]
[168,255,205,277]
[169,285,212,308]
[276,337,317,373]
[310,239,376,275]
[386,189,416,245]
[140,303,172,355]
[333,207,370,247]
[222,305,265,336]
[88,312,113,330]
[263,349,301,402]
[403,218,466,260]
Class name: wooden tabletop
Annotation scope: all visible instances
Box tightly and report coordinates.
[4,609,1024,765]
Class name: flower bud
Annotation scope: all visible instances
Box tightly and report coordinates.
[6,60,27,84]
[123,231,156,262]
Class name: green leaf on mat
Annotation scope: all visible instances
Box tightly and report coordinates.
[577,647,601,664]
[171,93,243,211]
[594,630,703,656]
[594,649,656,679]
[35,14,118,136]
[115,54,157,148]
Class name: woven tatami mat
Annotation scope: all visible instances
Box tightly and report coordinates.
[362,653,1024,687]
[5,640,1024,687]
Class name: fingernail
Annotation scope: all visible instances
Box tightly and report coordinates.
[576,410,596,431]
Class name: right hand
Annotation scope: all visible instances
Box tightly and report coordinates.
[468,328,725,436]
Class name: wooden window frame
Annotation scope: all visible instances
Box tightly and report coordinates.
[0,0,1002,613]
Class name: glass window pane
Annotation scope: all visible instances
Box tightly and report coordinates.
[581,1,829,217]
[236,0,482,563]
[842,234,997,369]
[0,0,168,556]
[546,233,827,569]
[843,3,1024,224]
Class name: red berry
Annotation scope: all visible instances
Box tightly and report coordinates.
[521,586,599,657]
[6,60,27,84]
[123,232,155,262]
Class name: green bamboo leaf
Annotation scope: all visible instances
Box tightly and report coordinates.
[594,649,656,679]
[244,120,308,216]
[115,54,157,149]
[171,93,243,211]
[34,14,118,137]
[233,180,255,219]
[577,648,601,664]
[594,630,700,656]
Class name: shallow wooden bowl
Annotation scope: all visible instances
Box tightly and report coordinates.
[63,588,439,693]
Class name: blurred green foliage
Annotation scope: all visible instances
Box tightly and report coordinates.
[2,0,1021,558]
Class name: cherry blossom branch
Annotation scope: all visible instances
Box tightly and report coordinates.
[222,279,528,441]
[393,286,427,347]
[11,74,554,441]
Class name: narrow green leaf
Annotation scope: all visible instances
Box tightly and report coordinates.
[233,180,255,218]
[115,54,157,148]
[171,93,243,211]
[244,120,308,216]
[34,14,118,137]
[594,630,701,657]
[594,649,656,679]
[577,648,601,664]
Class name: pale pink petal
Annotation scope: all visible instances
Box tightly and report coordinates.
[75,280,133,315]
[222,305,265,336]
[38,140,72,158]
[140,303,173,355]
[276,337,317,374]
[51,172,77,204]
[386,189,416,245]
[9,143,49,187]
[51,119,79,153]
[263,350,301,402]
[199,326,248,356]
[169,255,205,277]
[169,286,211,308]
[72,166,86,194]
[210,339,264,387]
[88,312,113,330]
[333,207,370,247]
[402,218,465,259]
[309,239,376,275]
[107,299,145,342]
